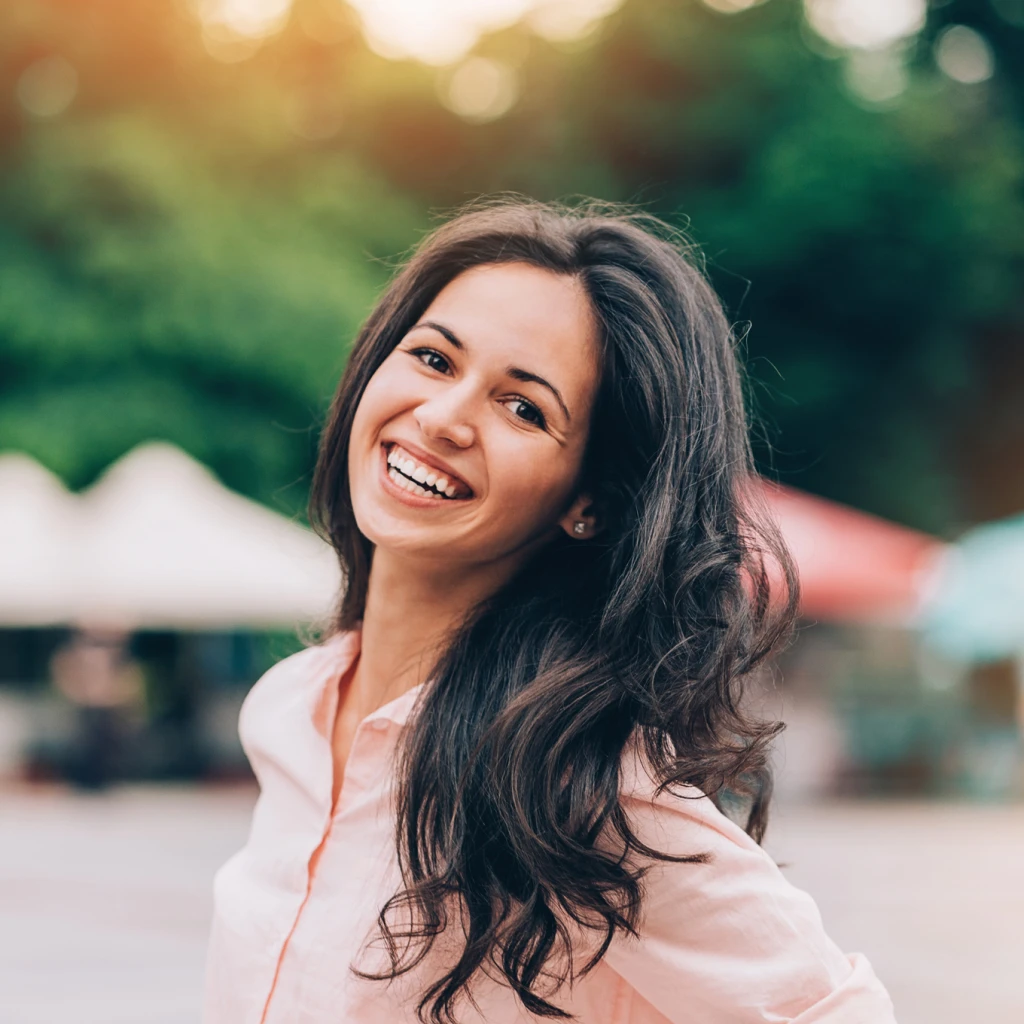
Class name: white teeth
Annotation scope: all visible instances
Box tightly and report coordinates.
[388,465,442,500]
[386,446,467,500]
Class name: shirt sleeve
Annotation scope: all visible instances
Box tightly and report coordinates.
[602,763,897,1024]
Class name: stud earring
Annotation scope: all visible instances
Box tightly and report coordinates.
[573,521,586,535]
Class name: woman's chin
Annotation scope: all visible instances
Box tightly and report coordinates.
[355,503,456,551]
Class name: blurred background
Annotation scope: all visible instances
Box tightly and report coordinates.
[2,0,1023,1021]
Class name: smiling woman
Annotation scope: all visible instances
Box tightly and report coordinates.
[347,262,601,571]
[202,198,897,1024]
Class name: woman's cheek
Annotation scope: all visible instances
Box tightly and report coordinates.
[360,368,406,422]
[499,453,572,522]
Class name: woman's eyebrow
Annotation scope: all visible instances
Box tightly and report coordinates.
[506,367,571,423]
[413,319,571,423]
[414,320,464,350]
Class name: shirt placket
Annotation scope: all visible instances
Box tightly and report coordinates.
[258,713,392,1024]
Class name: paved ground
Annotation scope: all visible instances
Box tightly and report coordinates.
[1,785,1021,1023]
[766,801,1024,1024]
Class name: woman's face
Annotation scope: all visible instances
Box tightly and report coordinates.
[347,262,602,570]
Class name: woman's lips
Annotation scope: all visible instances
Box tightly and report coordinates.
[382,442,473,499]
[378,444,473,507]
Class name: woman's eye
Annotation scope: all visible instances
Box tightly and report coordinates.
[410,348,450,374]
[506,398,546,428]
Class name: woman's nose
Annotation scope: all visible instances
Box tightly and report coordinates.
[413,386,477,449]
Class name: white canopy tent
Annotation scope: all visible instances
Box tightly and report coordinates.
[0,454,79,625]
[0,444,340,630]
[74,443,340,629]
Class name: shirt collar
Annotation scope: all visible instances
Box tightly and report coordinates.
[322,628,426,730]
[367,682,425,727]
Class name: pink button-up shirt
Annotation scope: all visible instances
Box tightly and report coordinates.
[203,631,896,1023]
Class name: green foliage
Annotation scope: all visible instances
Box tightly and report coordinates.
[467,0,1024,530]
[2,0,1023,531]
[0,112,423,509]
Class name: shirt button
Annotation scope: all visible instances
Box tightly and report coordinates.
[370,718,389,732]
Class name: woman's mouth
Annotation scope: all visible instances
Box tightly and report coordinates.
[383,443,473,501]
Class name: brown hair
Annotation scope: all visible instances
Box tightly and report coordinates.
[310,198,797,1022]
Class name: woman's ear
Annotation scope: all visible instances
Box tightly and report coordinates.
[559,493,601,540]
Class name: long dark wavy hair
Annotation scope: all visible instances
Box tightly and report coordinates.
[310,198,798,1023]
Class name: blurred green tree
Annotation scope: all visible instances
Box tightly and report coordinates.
[355,0,1024,531]
[0,0,424,511]
[0,113,421,510]
[1,0,1022,532]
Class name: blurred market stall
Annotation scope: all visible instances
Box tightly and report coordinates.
[0,444,339,630]
[917,513,1024,664]
[761,480,946,625]
[2,444,943,632]
[0,454,79,626]
[0,443,339,784]
[914,515,1024,797]
[4,442,1021,799]
[74,443,339,629]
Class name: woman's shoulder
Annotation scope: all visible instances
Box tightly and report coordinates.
[609,741,897,1022]
[237,632,355,754]
[617,737,761,859]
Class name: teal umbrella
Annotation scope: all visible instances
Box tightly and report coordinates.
[918,513,1024,662]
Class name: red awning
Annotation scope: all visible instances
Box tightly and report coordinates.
[758,481,946,624]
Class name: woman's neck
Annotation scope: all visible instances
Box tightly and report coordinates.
[346,548,519,719]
